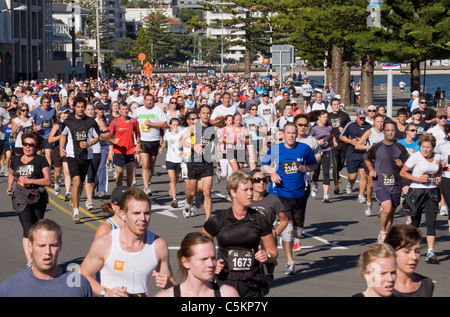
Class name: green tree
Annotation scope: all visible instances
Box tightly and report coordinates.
[115,37,137,60]
[375,0,450,92]
[143,11,176,67]
[270,0,368,106]
[131,27,152,67]
[202,1,271,74]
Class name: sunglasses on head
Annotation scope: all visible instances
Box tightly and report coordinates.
[252,177,267,184]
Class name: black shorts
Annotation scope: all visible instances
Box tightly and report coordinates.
[141,140,160,156]
[374,187,402,208]
[187,163,214,180]
[278,195,307,228]
[67,157,90,180]
[113,153,135,167]
[166,161,181,173]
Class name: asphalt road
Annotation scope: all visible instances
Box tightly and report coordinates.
[1,152,449,297]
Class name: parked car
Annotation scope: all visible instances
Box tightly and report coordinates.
[292,79,324,95]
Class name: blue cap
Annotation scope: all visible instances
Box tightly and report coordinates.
[356,108,366,117]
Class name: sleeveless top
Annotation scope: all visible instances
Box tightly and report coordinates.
[368,128,384,146]
[100,229,158,296]
[173,282,221,297]
[189,121,215,166]
[107,217,119,230]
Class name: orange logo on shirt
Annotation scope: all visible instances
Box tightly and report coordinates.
[114,260,125,271]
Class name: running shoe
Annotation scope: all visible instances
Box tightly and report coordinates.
[54,185,60,196]
[293,239,302,252]
[377,231,387,243]
[322,195,330,203]
[144,187,152,197]
[285,261,296,275]
[406,219,412,225]
[73,212,80,222]
[346,182,353,194]
[311,185,318,198]
[440,205,448,216]
[64,192,72,202]
[85,201,94,211]
[334,186,340,195]
[170,199,178,208]
[364,203,372,216]
[190,206,196,217]
[425,250,437,264]
[358,194,366,204]
[183,205,191,219]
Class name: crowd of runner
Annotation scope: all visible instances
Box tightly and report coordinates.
[0,72,449,297]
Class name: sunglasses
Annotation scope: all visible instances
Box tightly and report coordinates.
[438,116,448,119]
[419,102,427,104]
[20,108,28,112]
[408,129,417,132]
[252,177,267,184]
[297,123,308,127]
[368,110,376,112]
[23,142,36,148]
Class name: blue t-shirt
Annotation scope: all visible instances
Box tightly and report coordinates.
[397,138,420,155]
[30,106,57,140]
[0,266,93,297]
[262,142,317,198]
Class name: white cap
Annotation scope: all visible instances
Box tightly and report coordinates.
[368,105,377,110]
[412,90,419,96]
[335,94,341,99]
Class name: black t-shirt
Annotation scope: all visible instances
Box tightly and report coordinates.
[328,111,351,149]
[61,115,100,160]
[250,192,285,225]
[10,155,49,188]
[203,207,272,270]
[340,120,372,160]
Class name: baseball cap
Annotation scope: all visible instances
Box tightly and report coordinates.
[412,108,421,115]
[356,108,366,117]
[437,110,447,118]
[411,90,420,96]
[262,92,269,97]
[335,94,341,100]
[239,102,246,108]
[111,186,130,204]
[368,105,377,111]
[58,107,70,114]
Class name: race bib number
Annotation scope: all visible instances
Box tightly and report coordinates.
[382,174,395,186]
[228,249,255,271]
[23,126,33,134]
[263,109,271,115]
[139,114,156,133]
[7,136,15,143]
[427,173,437,185]
[140,123,151,132]
[282,161,299,174]
[75,129,87,141]
[17,165,34,177]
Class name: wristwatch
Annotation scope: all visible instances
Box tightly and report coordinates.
[100,288,107,297]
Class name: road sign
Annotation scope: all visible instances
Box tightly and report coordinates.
[143,62,153,75]
[138,53,146,61]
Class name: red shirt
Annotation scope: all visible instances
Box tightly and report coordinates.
[108,116,139,155]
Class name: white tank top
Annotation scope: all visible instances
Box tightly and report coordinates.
[100,229,158,296]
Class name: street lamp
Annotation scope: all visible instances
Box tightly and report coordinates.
[263,12,273,98]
